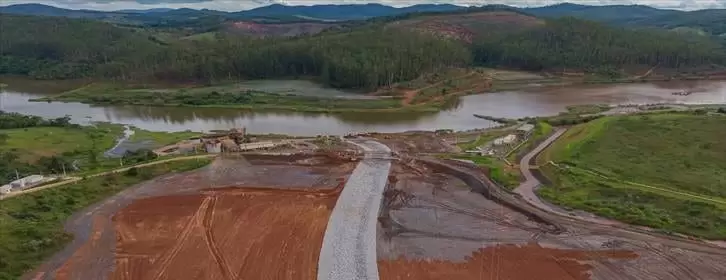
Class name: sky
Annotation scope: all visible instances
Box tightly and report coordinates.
[2,0,725,11]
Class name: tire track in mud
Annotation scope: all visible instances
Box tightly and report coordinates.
[637,244,703,280]
[202,196,236,280]
[116,258,130,280]
[566,238,638,280]
[151,197,211,280]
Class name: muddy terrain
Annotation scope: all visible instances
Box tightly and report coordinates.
[377,159,726,280]
[25,134,726,280]
[28,154,356,280]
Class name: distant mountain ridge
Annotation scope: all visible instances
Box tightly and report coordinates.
[1,2,725,36]
[0,3,465,22]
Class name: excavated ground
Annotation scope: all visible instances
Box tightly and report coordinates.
[377,160,726,280]
[31,154,355,280]
[109,186,339,280]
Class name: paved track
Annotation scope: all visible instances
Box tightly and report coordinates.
[317,139,392,280]
[513,128,571,213]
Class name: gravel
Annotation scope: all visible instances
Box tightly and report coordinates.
[317,140,392,280]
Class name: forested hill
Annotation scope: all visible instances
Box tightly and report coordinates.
[0,14,471,89]
[1,12,725,90]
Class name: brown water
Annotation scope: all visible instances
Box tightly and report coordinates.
[2,80,725,135]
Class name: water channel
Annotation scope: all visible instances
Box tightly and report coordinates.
[2,80,725,136]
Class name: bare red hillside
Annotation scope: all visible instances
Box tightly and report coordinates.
[386,11,544,43]
[226,21,340,37]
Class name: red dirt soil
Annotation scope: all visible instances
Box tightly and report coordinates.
[227,21,338,37]
[389,11,544,43]
[61,186,340,280]
[378,243,638,280]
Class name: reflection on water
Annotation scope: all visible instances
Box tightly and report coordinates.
[1,80,725,135]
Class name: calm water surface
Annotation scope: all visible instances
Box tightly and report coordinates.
[2,80,725,136]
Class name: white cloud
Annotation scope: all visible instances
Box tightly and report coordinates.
[1,0,723,12]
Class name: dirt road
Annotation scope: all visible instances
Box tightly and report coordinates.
[1,154,216,200]
[512,128,590,219]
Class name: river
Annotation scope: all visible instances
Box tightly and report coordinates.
[1,80,725,136]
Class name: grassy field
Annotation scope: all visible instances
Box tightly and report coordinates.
[537,113,726,239]
[35,83,437,113]
[0,124,122,163]
[0,159,211,280]
[0,122,199,178]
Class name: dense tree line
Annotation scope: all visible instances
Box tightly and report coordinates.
[1,15,470,89]
[2,14,726,89]
[472,18,726,71]
[0,111,72,129]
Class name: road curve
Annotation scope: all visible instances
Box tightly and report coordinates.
[514,128,625,226]
[317,139,392,280]
[514,128,566,208]
[513,129,726,250]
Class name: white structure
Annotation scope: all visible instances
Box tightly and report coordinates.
[0,185,11,194]
[10,175,45,190]
[517,123,535,138]
[493,134,518,146]
[204,141,222,153]
[238,141,286,151]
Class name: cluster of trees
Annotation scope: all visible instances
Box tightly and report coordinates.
[3,14,726,89]
[0,111,72,129]
[472,18,726,71]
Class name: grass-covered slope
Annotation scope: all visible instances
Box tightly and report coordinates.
[538,114,726,239]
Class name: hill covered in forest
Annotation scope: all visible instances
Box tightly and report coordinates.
[1,9,725,91]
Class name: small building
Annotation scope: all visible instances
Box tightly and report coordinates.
[0,185,11,194]
[204,140,222,153]
[493,134,518,146]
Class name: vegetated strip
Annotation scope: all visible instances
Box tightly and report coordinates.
[0,159,211,280]
[33,84,450,113]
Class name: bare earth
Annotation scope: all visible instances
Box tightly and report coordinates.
[27,154,355,280]
[377,160,726,280]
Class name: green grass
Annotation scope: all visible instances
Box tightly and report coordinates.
[538,113,726,239]
[561,114,726,197]
[0,159,211,280]
[0,124,122,163]
[538,167,726,239]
